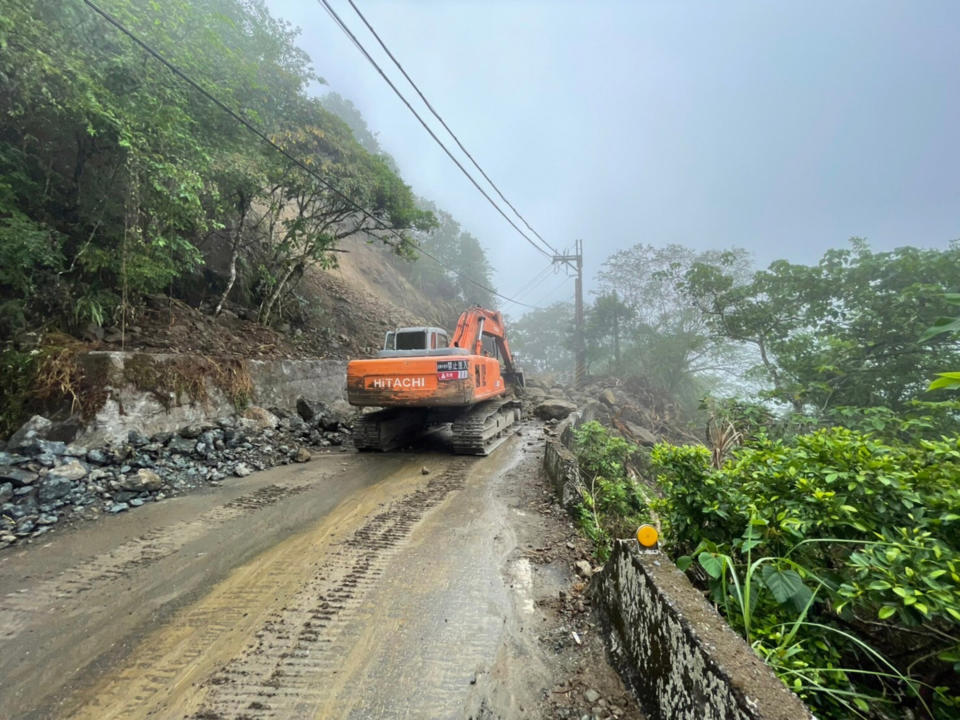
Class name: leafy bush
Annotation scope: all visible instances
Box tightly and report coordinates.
[571,421,651,560]
[652,429,960,719]
[0,347,40,437]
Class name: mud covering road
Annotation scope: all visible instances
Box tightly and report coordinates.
[0,422,643,720]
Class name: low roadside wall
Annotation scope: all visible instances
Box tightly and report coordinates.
[593,541,813,720]
[541,415,585,509]
[76,352,347,446]
[542,420,813,720]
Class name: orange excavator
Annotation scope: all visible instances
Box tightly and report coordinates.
[346,307,524,454]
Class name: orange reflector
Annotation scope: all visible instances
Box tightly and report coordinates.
[636,524,659,548]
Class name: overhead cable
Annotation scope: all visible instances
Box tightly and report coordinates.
[343,0,559,256]
[508,262,554,300]
[80,0,543,311]
[317,0,554,259]
[531,275,573,309]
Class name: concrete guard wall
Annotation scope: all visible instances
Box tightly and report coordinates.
[541,415,585,510]
[542,421,814,720]
[76,351,347,446]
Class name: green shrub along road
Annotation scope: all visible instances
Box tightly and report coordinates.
[571,415,960,720]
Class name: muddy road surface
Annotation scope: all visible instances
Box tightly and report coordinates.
[0,424,643,720]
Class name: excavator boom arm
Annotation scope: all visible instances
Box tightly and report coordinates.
[450,308,519,374]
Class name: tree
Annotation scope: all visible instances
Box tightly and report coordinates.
[684,239,960,411]
[585,292,634,373]
[318,91,400,173]
[0,0,434,335]
[922,293,960,392]
[252,119,433,324]
[394,199,496,309]
[596,243,751,403]
[508,302,575,375]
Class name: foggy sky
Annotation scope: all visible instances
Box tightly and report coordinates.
[265,0,960,311]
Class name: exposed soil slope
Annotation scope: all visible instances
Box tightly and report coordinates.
[85,235,454,360]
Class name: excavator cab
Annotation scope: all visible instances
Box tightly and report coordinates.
[379,327,461,356]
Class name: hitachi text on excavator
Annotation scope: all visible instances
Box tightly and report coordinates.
[346,307,524,454]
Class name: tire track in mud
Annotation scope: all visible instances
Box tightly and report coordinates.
[0,482,313,639]
[188,460,471,720]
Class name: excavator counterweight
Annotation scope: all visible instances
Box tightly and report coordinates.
[346,308,523,454]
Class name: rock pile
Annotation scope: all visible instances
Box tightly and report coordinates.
[524,375,666,445]
[525,374,687,446]
[0,400,352,551]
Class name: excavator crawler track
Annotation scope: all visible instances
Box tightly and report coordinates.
[450,398,521,456]
[353,408,428,452]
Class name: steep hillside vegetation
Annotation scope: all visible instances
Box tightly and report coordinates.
[0,0,500,431]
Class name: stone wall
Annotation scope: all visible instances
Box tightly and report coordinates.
[541,416,814,720]
[76,352,348,446]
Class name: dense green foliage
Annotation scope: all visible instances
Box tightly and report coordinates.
[651,427,960,719]
[557,238,960,718]
[0,0,438,338]
[924,294,960,393]
[684,240,960,411]
[571,421,651,560]
[592,244,751,406]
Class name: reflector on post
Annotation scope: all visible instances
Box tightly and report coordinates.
[636,524,658,548]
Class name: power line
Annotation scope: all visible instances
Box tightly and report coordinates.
[79,0,542,312]
[531,274,573,309]
[343,0,559,256]
[316,0,554,260]
[508,262,554,300]
[414,247,542,310]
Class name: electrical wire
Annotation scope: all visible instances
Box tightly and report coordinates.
[530,275,572,309]
[509,263,553,299]
[507,262,554,300]
[80,0,543,311]
[343,0,559,256]
[317,0,554,259]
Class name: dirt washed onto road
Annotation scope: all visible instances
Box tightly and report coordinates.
[0,424,644,720]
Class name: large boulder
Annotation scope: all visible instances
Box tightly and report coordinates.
[0,466,38,487]
[46,418,83,444]
[579,400,612,426]
[50,459,88,482]
[37,475,74,503]
[524,386,548,403]
[534,399,577,421]
[296,397,324,423]
[622,421,658,447]
[119,468,165,493]
[6,416,53,451]
[241,406,279,430]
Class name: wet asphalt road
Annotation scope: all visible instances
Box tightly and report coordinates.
[0,431,544,719]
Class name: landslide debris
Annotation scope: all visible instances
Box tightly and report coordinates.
[524,374,694,447]
[0,400,352,551]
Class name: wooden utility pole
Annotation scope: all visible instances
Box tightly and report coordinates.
[553,239,585,387]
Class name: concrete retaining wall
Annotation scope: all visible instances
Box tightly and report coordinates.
[542,421,813,720]
[541,415,585,509]
[593,541,814,720]
[76,352,348,446]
